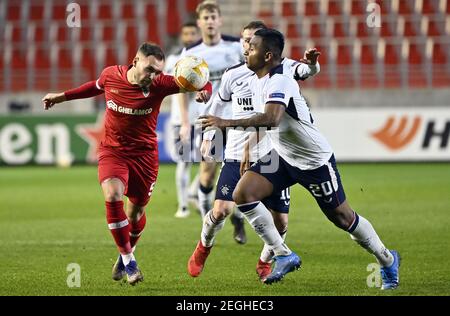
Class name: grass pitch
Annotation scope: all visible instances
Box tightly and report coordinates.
[0,163,449,296]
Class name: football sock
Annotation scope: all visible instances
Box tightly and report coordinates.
[106,201,132,255]
[260,229,287,263]
[201,210,225,247]
[237,201,291,256]
[188,174,200,199]
[348,212,394,267]
[121,252,136,266]
[198,184,214,218]
[129,212,147,248]
[232,208,244,219]
[176,161,191,210]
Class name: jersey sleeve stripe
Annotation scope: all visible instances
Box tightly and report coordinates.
[95,79,104,90]
[266,100,287,107]
[218,92,232,102]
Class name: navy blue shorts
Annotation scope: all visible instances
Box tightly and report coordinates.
[249,152,346,211]
[215,162,291,213]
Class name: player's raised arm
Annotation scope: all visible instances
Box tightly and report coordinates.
[294,48,321,80]
[42,80,104,110]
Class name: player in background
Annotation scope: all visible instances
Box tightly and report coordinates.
[178,0,247,243]
[164,22,202,218]
[200,29,401,288]
[42,42,212,285]
[188,21,320,281]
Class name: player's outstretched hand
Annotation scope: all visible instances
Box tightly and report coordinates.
[195,90,211,104]
[42,92,66,110]
[197,115,226,129]
[300,48,321,65]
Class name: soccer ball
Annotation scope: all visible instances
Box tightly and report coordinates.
[174,56,209,92]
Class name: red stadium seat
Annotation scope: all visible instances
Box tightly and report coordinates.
[121,3,135,19]
[287,22,300,38]
[398,0,413,14]
[282,1,296,16]
[166,0,181,36]
[328,1,342,16]
[356,21,369,37]
[351,0,365,15]
[33,25,46,43]
[35,48,51,69]
[384,43,400,65]
[7,4,21,21]
[337,45,352,65]
[380,21,393,37]
[126,24,138,63]
[310,22,322,38]
[29,4,44,20]
[52,4,66,20]
[304,1,319,16]
[146,4,160,44]
[403,20,418,37]
[422,0,437,14]
[11,24,22,43]
[102,25,114,42]
[408,44,423,65]
[81,47,96,79]
[427,20,443,36]
[361,44,376,65]
[289,45,303,62]
[432,43,447,64]
[58,48,73,69]
[186,0,200,13]
[360,65,380,88]
[98,3,113,20]
[333,22,347,38]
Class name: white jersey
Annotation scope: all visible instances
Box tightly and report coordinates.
[164,49,185,125]
[249,63,333,170]
[181,36,243,124]
[209,58,320,162]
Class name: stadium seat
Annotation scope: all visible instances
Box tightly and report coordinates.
[287,21,300,38]
[310,22,323,39]
[7,3,21,21]
[52,4,67,20]
[289,45,304,62]
[403,20,418,37]
[121,2,135,19]
[29,3,45,20]
[304,1,319,16]
[282,1,296,16]
[351,0,365,15]
[146,4,160,44]
[98,2,113,20]
[186,0,200,13]
[398,0,413,14]
[166,0,181,36]
[333,21,347,38]
[126,24,138,63]
[328,0,342,16]
[422,0,437,14]
[427,20,443,36]
[432,42,448,64]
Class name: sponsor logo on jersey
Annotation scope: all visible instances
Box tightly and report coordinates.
[237,98,252,106]
[106,100,153,115]
[269,92,285,99]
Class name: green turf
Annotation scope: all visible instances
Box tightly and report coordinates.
[0,163,449,296]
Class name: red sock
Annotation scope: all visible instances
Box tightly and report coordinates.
[130,212,147,248]
[105,201,132,254]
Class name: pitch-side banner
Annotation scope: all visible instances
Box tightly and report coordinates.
[312,107,450,161]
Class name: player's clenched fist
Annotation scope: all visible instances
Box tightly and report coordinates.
[42,92,66,110]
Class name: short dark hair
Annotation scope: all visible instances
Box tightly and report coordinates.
[196,1,221,18]
[243,21,267,31]
[254,28,285,59]
[182,21,199,29]
[138,42,165,60]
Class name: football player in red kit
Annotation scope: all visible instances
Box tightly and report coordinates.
[42,42,212,285]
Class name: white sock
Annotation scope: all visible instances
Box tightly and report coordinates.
[260,230,287,263]
[121,252,135,266]
[198,184,214,218]
[176,161,191,210]
[237,202,291,257]
[232,208,244,219]
[349,213,394,267]
[201,210,225,247]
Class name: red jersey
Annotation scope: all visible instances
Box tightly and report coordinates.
[96,65,180,151]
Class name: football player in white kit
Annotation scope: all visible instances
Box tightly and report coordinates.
[200,29,401,288]
[178,1,247,241]
[164,22,201,219]
[188,21,321,282]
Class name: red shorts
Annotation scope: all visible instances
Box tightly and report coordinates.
[98,146,158,206]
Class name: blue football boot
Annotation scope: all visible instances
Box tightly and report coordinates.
[111,254,126,281]
[380,250,401,290]
[125,260,144,285]
[263,252,301,285]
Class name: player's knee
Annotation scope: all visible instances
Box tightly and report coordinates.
[104,191,122,202]
[213,200,234,220]
[233,186,255,205]
[328,209,354,230]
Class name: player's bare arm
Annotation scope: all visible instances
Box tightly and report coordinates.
[42,92,66,110]
[199,102,285,129]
